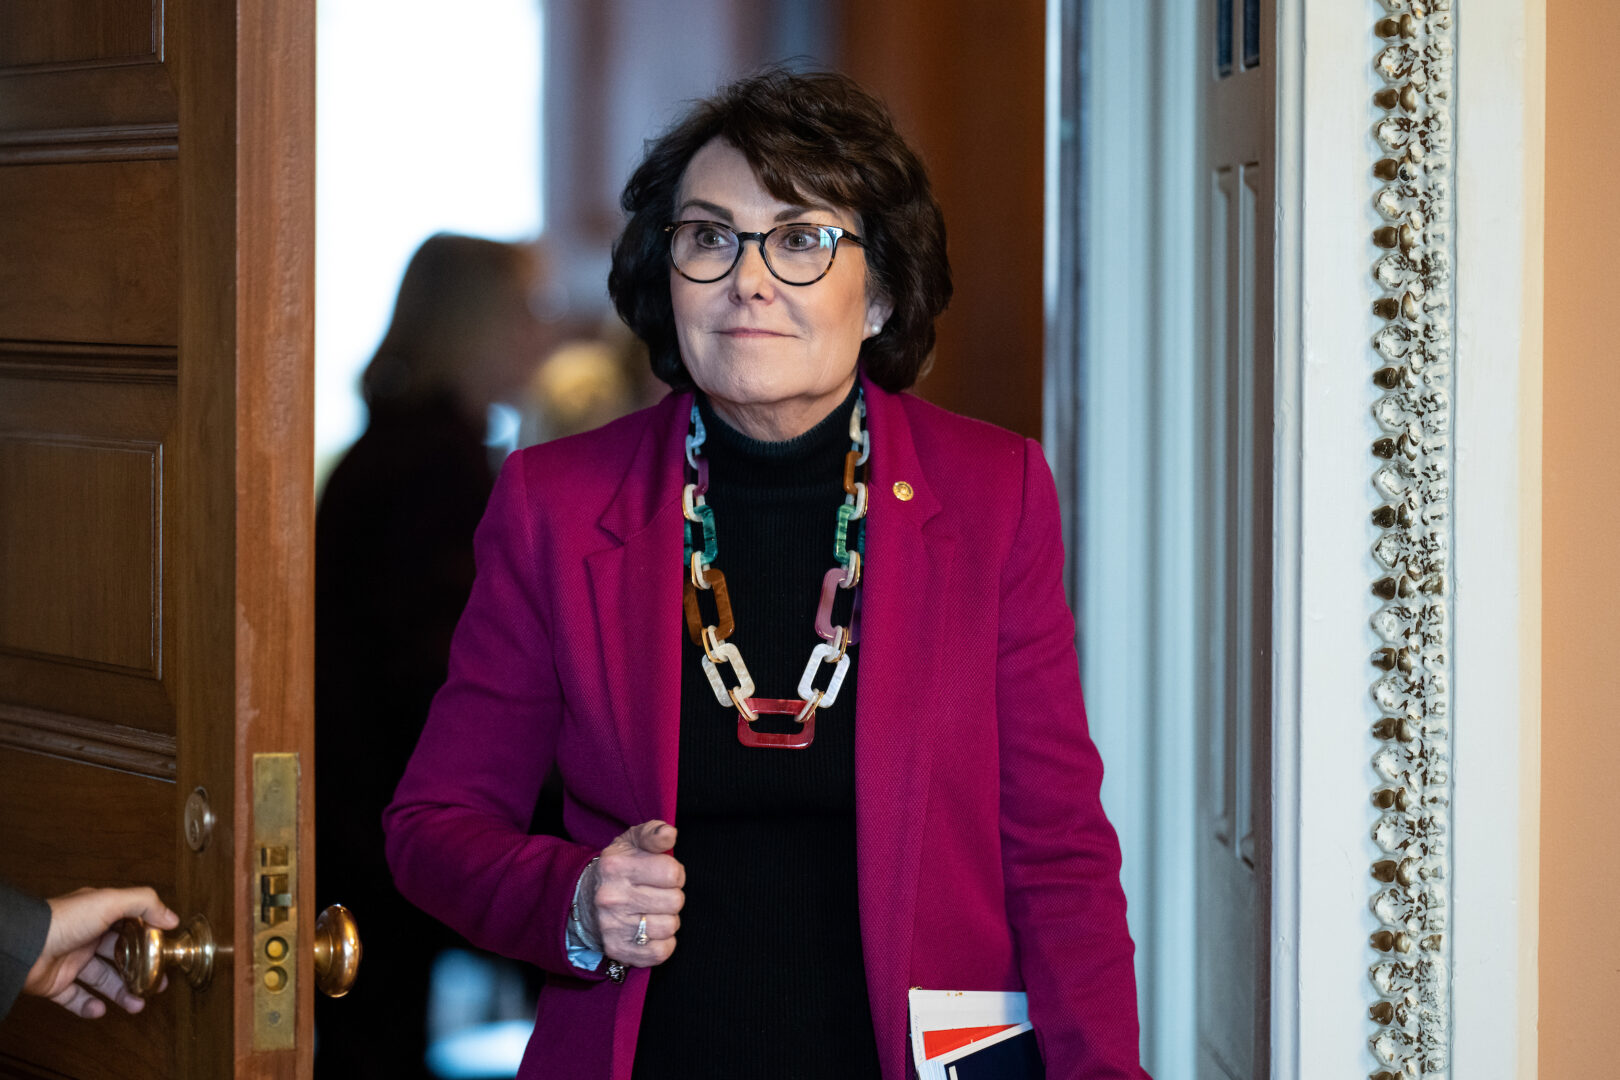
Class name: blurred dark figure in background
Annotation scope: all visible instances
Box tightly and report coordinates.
[315,234,554,1078]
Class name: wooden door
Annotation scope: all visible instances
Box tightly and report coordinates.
[0,1,315,1077]
[1195,0,1273,1076]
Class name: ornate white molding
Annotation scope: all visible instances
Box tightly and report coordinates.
[1366,2,1455,1077]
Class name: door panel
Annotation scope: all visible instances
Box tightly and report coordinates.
[0,1,162,69]
[1196,0,1273,1076]
[0,437,164,673]
[0,753,176,1080]
[0,161,179,344]
[0,32,184,1080]
[0,369,175,728]
[0,0,314,1076]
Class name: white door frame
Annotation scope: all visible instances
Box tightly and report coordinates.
[1047,1,1543,1076]
[1272,2,1541,1077]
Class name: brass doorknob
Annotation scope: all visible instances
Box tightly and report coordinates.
[115,914,216,996]
[313,904,362,997]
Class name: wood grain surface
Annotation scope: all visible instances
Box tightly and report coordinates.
[0,0,315,1077]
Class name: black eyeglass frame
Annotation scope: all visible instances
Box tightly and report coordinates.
[664,220,866,287]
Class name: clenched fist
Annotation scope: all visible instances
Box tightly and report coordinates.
[579,820,685,968]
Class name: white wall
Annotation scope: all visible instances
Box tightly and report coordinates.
[315,0,544,480]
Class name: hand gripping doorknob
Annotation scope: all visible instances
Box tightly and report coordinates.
[114,914,217,995]
[114,905,362,997]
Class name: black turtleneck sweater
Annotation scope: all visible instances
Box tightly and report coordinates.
[632,387,882,1080]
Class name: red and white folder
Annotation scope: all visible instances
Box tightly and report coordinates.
[908,988,1040,1080]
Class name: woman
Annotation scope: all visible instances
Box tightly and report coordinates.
[318,234,553,1078]
[385,71,1145,1079]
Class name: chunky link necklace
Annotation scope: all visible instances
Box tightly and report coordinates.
[681,393,869,749]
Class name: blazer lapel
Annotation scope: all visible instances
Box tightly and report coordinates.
[583,392,692,827]
[853,375,957,1070]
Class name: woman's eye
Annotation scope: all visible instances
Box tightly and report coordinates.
[779,227,822,251]
[695,227,730,248]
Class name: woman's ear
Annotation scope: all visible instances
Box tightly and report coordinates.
[863,295,894,339]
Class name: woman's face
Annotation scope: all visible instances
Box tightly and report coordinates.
[670,139,890,441]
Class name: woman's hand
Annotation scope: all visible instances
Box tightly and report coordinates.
[581,820,684,968]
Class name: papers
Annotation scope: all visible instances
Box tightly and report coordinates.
[942,1026,1041,1079]
[909,989,1043,1080]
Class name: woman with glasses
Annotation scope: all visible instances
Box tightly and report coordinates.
[385,69,1146,1079]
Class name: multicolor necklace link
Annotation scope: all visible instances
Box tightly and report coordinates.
[682,393,869,749]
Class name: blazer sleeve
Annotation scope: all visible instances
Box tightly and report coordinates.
[0,881,51,1020]
[996,440,1149,1078]
[383,454,605,980]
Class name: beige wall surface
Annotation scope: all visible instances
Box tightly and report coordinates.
[1541,0,1620,1072]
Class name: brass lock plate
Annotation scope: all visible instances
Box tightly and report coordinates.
[252,753,299,1050]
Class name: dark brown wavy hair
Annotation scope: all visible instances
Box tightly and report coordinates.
[608,68,951,392]
[362,233,536,408]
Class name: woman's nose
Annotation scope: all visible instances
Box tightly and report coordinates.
[729,238,776,300]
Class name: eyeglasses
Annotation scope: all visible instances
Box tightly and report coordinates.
[665,220,865,286]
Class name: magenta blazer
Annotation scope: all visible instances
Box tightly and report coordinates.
[384,374,1146,1079]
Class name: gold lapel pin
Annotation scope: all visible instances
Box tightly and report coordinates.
[892,481,914,501]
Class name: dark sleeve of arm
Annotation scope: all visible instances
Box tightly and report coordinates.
[996,440,1150,1079]
[0,882,51,1021]
[383,454,605,980]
